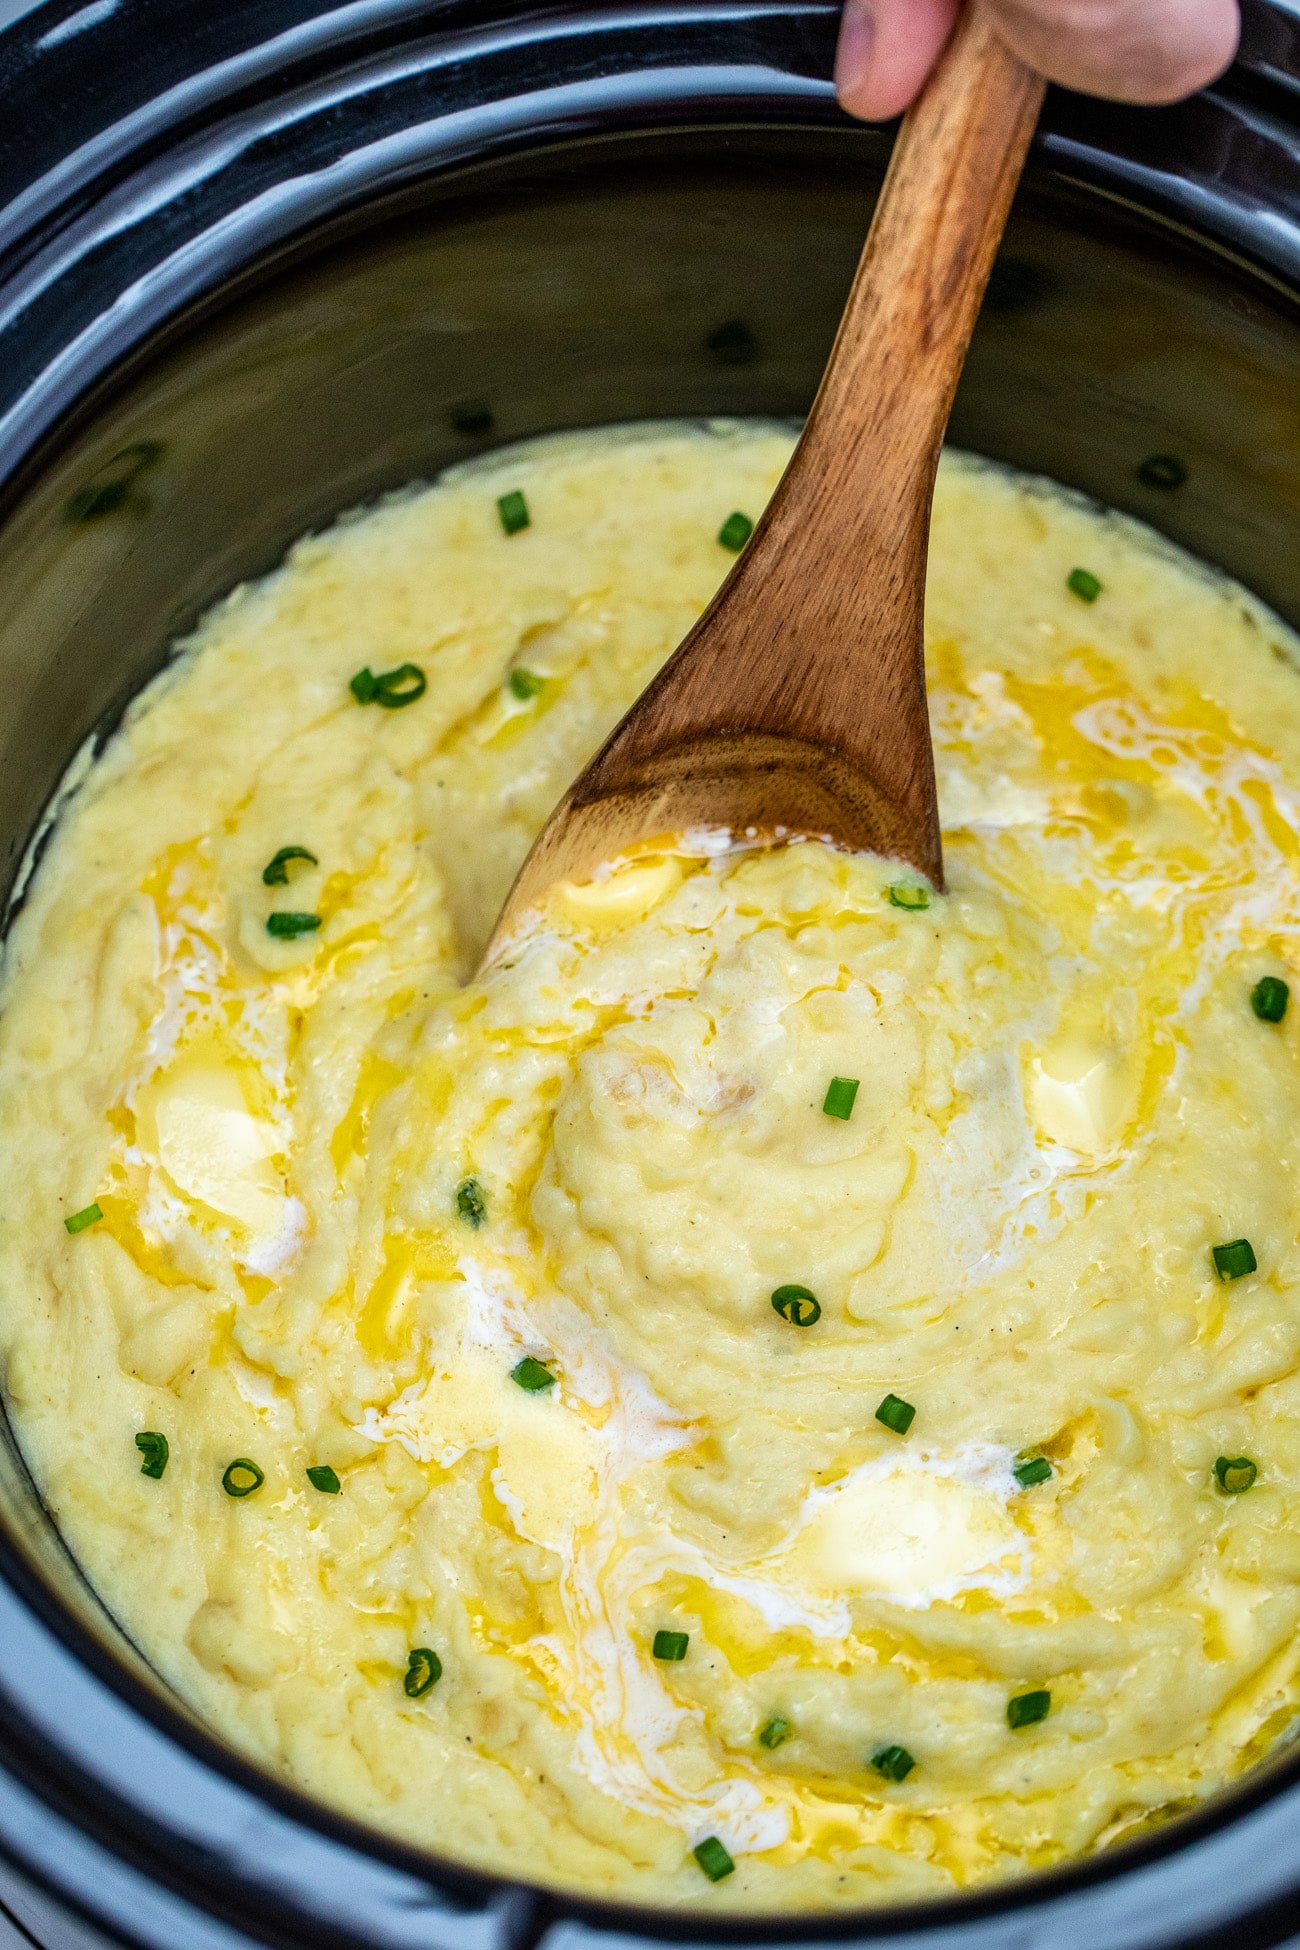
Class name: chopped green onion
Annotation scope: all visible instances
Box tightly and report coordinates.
[1251,976,1289,1023]
[350,663,427,708]
[512,1356,556,1393]
[717,511,754,552]
[306,1464,341,1494]
[404,1646,442,1698]
[262,845,317,886]
[887,882,930,911]
[758,1715,792,1750]
[1014,1455,1052,1488]
[706,319,757,365]
[374,663,426,708]
[135,1432,169,1480]
[1007,1689,1051,1729]
[871,1744,915,1782]
[822,1076,860,1121]
[1212,1238,1257,1281]
[1067,567,1102,603]
[1214,1455,1258,1495]
[875,1393,915,1436]
[693,1837,735,1882]
[266,911,321,939]
[653,1629,689,1661]
[1139,454,1186,491]
[64,1202,103,1235]
[455,1177,487,1227]
[498,490,530,535]
[771,1284,821,1327]
[67,478,136,522]
[450,399,493,436]
[221,1458,264,1499]
[508,668,545,701]
[64,442,162,524]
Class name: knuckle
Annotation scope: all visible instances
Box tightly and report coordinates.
[996,0,1238,104]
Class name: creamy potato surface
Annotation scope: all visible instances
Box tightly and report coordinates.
[5,425,1300,1909]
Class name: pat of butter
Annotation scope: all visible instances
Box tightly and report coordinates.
[1203,1569,1269,1661]
[552,857,684,930]
[493,1412,601,1550]
[147,1058,285,1233]
[793,1462,1023,1606]
[386,1349,601,1550]
[1027,1037,1129,1152]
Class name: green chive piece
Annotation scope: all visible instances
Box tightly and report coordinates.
[64,442,162,524]
[221,1458,265,1499]
[693,1837,735,1882]
[350,663,427,708]
[1214,1455,1258,1495]
[508,668,545,701]
[1212,1238,1257,1281]
[67,478,136,524]
[1007,1689,1051,1729]
[262,845,317,886]
[64,1202,103,1235]
[1251,976,1289,1023]
[1014,1455,1053,1488]
[887,882,930,911]
[450,399,494,436]
[1067,567,1102,603]
[266,911,321,939]
[1139,454,1186,491]
[306,1464,341,1495]
[653,1629,689,1661]
[717,511,754,552]
[135,1432,169,1480]
[822,1076,860,1121]
[455,1176,487,1227]
[771,1284,821,1327]
[498,490,530,535]
[375,663,426,708]
[706,319,757,365]
[404,1646,442,1698]
[871,1744,915,1783]
[876,1393,916,1436]
[758,1715,792,1750]
[512,1356,556,1393]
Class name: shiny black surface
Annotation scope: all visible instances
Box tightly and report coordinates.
[1,4,1300,1946]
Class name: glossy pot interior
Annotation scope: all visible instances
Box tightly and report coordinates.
[3,4,1300,1947]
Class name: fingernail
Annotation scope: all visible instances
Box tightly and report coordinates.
[834,0,875,106]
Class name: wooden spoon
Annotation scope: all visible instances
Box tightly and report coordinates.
[488,4,1044,954]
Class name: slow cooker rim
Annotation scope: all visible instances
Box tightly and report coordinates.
[2,5,1300,1946]
[7,0,1300,479]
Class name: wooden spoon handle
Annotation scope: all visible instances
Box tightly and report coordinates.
[810,4,1046,501]
[489,9,1043,943]
[731,2,1047,885]
[681,1,1045,885]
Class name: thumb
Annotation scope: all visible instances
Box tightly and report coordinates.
[834,0,960,122]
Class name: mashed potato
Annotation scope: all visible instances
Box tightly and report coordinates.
[3,423,1300,1909]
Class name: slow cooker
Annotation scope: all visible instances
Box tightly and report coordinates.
[2,0,1300,1944]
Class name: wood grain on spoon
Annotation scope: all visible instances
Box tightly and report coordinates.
[488,6,1045,954]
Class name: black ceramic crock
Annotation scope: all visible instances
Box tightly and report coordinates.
[2,1,1300,1944]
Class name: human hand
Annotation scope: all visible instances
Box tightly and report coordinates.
[835,0,1240,120]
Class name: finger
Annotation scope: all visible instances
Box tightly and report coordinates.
[990,0,1240,104]
[834,0,962,121]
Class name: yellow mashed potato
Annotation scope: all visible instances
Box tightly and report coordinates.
[4,422,1300,1911]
